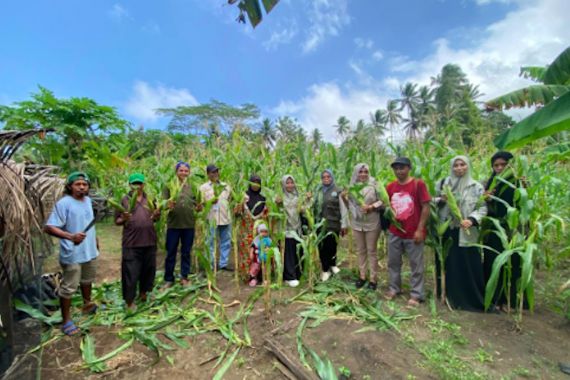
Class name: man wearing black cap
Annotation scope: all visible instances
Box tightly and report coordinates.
[199,164,233,271]
[384,157,431,307]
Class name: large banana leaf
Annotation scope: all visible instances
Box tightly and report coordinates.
[520,66,546,82]
[543,46,570,85]
[243,0,262,28]
[262,0,279,14]
[485,84,569,110]
[494,91,570,149]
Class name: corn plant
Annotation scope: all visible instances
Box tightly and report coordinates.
[471,156,566,324]
[426,209,452,305]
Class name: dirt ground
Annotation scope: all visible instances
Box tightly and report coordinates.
[37,222,570,380]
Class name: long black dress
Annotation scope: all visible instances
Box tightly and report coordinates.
[482,177,527,309]
[436,228,485,311]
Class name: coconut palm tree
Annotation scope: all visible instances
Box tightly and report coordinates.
[259,118,276,149]
[385,99,402,143]
[398,83,421,141]
[275,116,300,143]
[369,109,387,137]
[398,82,420,115]
[311,128,322,149]
[334,116,351,142]
[416,85,437,134]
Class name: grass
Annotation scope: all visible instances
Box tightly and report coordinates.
[400,316,488,380]
[96,217,133,257]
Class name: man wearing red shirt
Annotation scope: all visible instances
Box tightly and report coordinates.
[385,157,431,306]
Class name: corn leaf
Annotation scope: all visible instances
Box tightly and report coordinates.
[14,299,61,325]
[81,334,107,373]
[213,347,241,380]
[308,348,339,380]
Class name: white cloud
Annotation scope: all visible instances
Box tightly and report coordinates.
[391,0,570,101]
[382,77,401,92]
[354,37,374,49]
[272,0,568,142]
[125,81,198,123]
[372,50,384,61]
[263,20,298,51]
[302,0,350,53]
[272,82,389,141]
[108,3,132,22]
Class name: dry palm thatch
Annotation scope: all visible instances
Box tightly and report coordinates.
[0,129,62,292]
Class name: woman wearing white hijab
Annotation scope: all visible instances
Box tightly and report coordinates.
[277,175,303,287]
[435,155,487,311]
[344,163,383,290]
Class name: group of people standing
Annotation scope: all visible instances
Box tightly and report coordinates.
[45,152,524,335]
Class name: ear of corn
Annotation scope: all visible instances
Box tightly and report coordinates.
[443,185,463,221]
[106,197,126,213]
[128,189,138,212]
[376,179,405,232]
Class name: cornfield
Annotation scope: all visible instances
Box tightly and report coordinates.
[2,127,569,378]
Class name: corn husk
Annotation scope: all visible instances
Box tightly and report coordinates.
[443,185,463,221]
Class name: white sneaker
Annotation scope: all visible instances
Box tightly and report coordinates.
[286,280,300,288]
[321,271,331,282]
[330,266,341,275]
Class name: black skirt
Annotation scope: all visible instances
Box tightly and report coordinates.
[283,237,303,281]
[438,228,485,312]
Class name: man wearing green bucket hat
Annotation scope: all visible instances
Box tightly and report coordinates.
[45,171,99,336]
[115,173,160,312]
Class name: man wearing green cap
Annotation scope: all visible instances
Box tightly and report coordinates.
[115,173,160,312]
[45,171,99,336]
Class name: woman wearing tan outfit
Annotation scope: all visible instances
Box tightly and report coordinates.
[344,163,383,290]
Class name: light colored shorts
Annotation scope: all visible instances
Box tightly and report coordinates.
[58,259,97,299]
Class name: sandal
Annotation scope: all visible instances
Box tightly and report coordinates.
[162,281,174,290]
[407,297,421,307]
[384,290,398,301]
[125,303,138,314]
[61,320,80,336]
[355,279,366,289]
[82,303,98,315]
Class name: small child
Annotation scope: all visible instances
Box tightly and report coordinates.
[248,223,272,286]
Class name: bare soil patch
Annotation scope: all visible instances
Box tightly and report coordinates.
[36,222,570,379]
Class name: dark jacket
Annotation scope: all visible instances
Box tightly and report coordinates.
[313,185,347,232]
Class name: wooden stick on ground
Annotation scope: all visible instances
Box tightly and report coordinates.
[264,338,318,380]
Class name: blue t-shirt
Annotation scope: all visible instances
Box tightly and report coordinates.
[46,195,99,264]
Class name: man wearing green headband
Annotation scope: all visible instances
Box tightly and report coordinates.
[115,173,160,312]
[45,171,99,336]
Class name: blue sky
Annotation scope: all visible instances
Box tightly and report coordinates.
[1,0,568,140]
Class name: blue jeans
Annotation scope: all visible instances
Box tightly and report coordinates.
[164,228,195,282]
[209,224,231,269]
